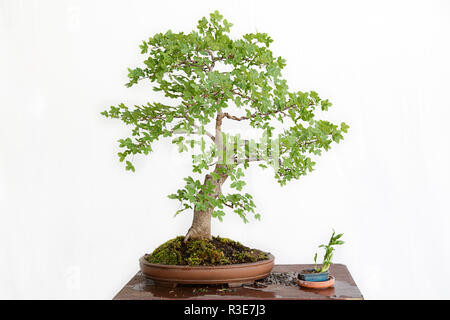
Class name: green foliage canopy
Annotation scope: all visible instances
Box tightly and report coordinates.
[102,11,349,223]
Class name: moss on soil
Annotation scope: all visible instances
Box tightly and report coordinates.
[145,236,269,266]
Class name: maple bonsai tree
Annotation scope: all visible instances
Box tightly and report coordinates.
[102,11,349,243]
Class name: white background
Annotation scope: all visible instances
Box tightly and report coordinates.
[1,0,450,299]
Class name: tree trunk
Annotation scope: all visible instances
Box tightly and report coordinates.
[184,111,226,242]
[184,164,228,242]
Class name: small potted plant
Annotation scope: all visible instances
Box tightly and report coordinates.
[298,230,344,289]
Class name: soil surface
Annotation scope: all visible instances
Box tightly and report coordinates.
[300,269,318,274]
[145,236,269,266]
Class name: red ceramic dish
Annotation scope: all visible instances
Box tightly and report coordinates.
[297,275,335,289]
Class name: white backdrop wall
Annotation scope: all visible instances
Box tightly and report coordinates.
[1,0,450,299]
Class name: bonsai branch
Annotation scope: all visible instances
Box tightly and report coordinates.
[223,90,316,122]
[231,89,258,104]
[192,124,215,142]
[223,104,301,122]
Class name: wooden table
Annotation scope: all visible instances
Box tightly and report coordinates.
[113,264,363,300]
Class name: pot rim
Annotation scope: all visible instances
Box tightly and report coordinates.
[140,253,274,270]
[297,275,335,288]
[298,268,329,275]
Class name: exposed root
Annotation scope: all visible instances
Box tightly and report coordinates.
[184,227,212,243]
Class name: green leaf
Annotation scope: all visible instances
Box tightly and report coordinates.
[340,122,350,133]
[125,161,135,172]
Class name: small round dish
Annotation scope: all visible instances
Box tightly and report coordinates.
[297,275,335,289]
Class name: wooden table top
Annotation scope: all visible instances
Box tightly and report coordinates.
[113,263,363,300]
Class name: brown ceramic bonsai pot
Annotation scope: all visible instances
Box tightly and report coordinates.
[139,254,275,287]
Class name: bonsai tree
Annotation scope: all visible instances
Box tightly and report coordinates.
[102,11,349,243]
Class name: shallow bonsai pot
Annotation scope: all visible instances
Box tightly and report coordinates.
[139,254,274,287]
[297,275,335,289]
[298,269,329,282]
